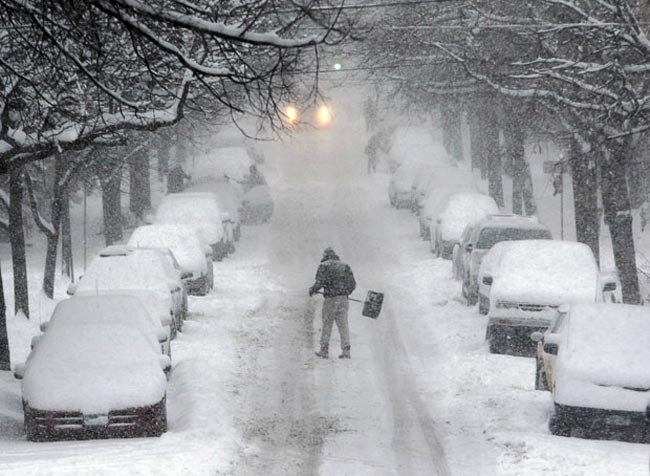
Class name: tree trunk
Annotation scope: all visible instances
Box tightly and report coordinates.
[157,132,170,182]
[102,168,123,246]
[129,147,151,219]
[483,105,504,207]
[43,155,65,299]
[601,141,640,304]
[9,166,29,318]
[504,115,536,216]
[440,100,463,163]
[570,139,600,264]
[468,108,483,174]
[0,259,9,371]
[60,190,73,280]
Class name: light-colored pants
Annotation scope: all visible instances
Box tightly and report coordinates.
[320,295,350,351]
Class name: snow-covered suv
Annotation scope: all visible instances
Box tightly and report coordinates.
[457,214,552,305]
[485,240,621,355]
[533,303,650,442]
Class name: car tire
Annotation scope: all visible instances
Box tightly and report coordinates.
[535,357,549,391]
[549,413,571,437]
[478,295,489,315]
[464,280,478,306]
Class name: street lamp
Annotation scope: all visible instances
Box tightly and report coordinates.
[316,104,332,127]
[285,104,299,124]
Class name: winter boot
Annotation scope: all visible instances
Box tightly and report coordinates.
[315,348,329,359]
[338,347,351,359]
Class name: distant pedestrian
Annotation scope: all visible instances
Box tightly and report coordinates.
[167,163,191,193]
[309,247,356,359]
[365,135,379,174]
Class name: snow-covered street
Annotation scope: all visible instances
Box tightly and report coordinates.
[0,126,648,476]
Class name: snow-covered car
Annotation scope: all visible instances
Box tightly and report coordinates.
[419,187,461,241]
[154,191,231,260]
[186,180,243,242]
[414,166,474,215]
[128,225,214,296]
[452,223,475,281]
[457,214,552,305]
[532,303,650,441]
[68,247,186,332]
[388,162,423,209]
[477,241,518,315]
[431,192,499,259]
[14,296,170,441]
[241,185,274,224]
[485,240,621,355]
[193,146,255,183]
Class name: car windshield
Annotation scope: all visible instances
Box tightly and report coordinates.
[476,227,551,249]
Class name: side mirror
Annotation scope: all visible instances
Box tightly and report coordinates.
[221,212,231,223]
[543,342,559,355]
[156,329,169,344]
[159,354,172,374]
[482,276,493,286]
[39,321,49,333]
[144,213,155,224]
[530,331,544,343]
[13,363,25,380]
[30,335,42,350]
[465,243,473,253]
[603,282,617,292]
[159,312,173,327]
[66,281,79,296]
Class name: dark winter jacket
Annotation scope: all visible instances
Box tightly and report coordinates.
[311,256,356,298]
[167,166,190,193]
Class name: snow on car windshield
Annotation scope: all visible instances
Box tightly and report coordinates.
[563,304,650,387]
[476,227,552,249]
[77,254,171,295]
[492,241,599,303]
[128,225,207,273]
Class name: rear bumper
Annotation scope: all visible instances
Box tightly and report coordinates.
[184,274,209,294]
[24,398,167,441]
[486,317,552,356]
[552,403,650,441]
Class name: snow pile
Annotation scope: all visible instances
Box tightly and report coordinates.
[128,225,208,275]
[155,193,224,244]
[193,146,254,182]
[438,193,499,241]
[491,240,599,304]
[562,303,650,388]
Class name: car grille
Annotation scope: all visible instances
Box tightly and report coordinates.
[34,410,140,430]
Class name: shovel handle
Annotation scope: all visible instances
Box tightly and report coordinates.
[314,290,362,303]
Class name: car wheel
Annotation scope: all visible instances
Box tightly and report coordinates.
[478,295,489,315]
[549,413,571,437]
[464,280,478,306]
[535,357,549,391]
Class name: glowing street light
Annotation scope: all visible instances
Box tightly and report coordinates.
[285,104,299,124]
[316,104,332,127]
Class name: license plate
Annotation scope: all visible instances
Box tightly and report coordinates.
[605,415,631,426]
[84,414,109,427]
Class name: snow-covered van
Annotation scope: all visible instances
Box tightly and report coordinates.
[534,303,650,441]
[485,240,621,355]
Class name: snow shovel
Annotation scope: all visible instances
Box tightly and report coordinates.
[315,290,384,319]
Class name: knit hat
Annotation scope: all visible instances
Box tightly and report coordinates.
[323,247,337,258]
